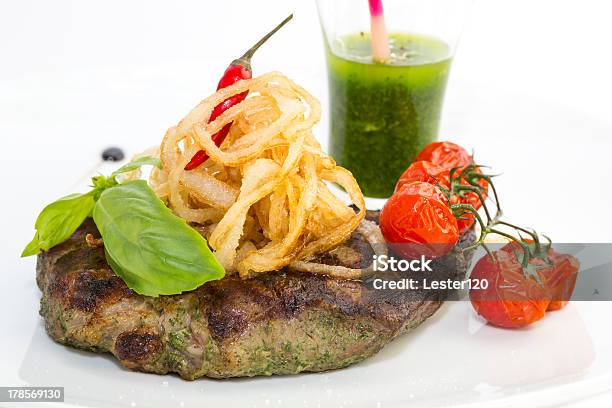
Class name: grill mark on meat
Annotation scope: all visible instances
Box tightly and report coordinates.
[48,271,71,300]
[269,273,324,316]
[115,330,162,363]
[205,277,305,341]
[69,270,128,312]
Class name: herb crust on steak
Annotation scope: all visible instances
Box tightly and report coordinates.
[36,213,475,379]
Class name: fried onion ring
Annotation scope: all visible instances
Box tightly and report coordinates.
[151,72,365,277]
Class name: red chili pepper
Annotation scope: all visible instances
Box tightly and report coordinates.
[185,14,293,171]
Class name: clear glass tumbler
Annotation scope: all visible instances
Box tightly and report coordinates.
[316,0,471,198]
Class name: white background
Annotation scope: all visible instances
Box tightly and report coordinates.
[1,0,611,407]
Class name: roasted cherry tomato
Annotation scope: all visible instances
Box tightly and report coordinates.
[380,182,459,259]
[412,142,490,234]
[395,158,489,234]
[498,241,580,312]
[395,161,450,193]
[415,141,472,171]
[470,247,550,328]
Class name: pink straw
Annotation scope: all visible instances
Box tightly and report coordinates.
[368,0,384,16]
[368,0,391,62]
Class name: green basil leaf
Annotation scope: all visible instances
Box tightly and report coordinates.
[104,248,161,297]
[111,156,161,178]
[22,156,160,259]
[21,237,42,258]
[22,193,96,257]
[93,180,224,296]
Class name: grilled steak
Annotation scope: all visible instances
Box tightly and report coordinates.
[36,214,475,379]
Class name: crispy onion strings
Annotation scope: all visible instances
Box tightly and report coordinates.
[154,72,366,278]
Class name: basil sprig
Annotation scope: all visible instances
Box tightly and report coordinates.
[21,193,96,257]
[22,156,225,296]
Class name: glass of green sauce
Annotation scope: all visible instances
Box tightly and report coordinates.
[317,0,470,198]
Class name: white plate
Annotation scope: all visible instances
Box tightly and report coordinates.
[2,65,612,408]
[13,302,612,408]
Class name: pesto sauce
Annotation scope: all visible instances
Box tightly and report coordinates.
[326,32,452,198]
